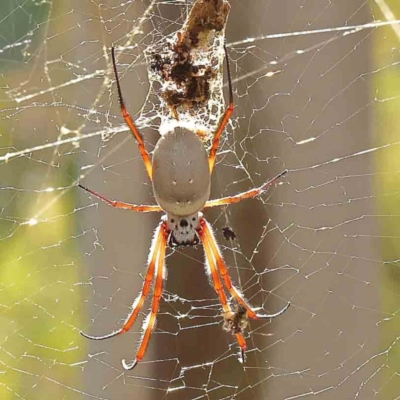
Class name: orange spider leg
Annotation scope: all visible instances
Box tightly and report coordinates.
[122,223,168,370]
[80,221,167,341]
[78,184,162,213]
[198,219,247,362]
[200,218,290,320]
[111,47,153,180]
[208,45,234,174]
[204,170,288,209]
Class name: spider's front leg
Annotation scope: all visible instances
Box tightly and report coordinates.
[197,216,290,361]
[80,220,169,371]
[199,218,247,362]
[122,224,168,370]
[200,217,290,319]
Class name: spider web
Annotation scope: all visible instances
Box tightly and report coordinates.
[1,0,399,399]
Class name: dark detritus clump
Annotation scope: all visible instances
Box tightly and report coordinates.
[150,0,230,118]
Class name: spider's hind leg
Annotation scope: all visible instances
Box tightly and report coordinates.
[208,45,234,174]
[111,47,153,180]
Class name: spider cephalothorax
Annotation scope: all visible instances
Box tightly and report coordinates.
[79,46,289,370]
[165,213,201,247]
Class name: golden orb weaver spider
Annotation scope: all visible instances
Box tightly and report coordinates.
[79,46,290,370]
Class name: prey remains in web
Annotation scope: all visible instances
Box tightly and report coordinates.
[78,45,290,370]
[150,0,230,125]
[223,303,249,335]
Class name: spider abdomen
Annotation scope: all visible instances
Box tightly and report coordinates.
[152,127,211,216]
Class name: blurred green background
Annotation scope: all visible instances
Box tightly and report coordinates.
[373,1,400,396]
[0,2,84,398]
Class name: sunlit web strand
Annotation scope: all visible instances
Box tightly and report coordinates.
[229,19,400,46]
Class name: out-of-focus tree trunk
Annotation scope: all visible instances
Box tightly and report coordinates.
[152,1,378,399]
[81,119,158,400]
[65,1,159,399]
[227,2,378,399]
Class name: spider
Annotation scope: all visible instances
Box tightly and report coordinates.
[79,45,290,370]
[222,226,236,241]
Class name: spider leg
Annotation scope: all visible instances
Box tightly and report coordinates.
[208,44,234,174]
[122,224,168,370]
[80,221,167,341]
[198,219,247,362]
[78,184,162,213]
[200,218,290,320]
[204,170,288,209]
[111,47,153,180]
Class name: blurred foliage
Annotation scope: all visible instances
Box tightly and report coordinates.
[0,0,50,66]
[0,2,84,399]
[0,161,84,398]
[372,1,400,397]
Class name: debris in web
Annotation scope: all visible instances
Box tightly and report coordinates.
[149,0,230,134]
[222,303,249,335]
